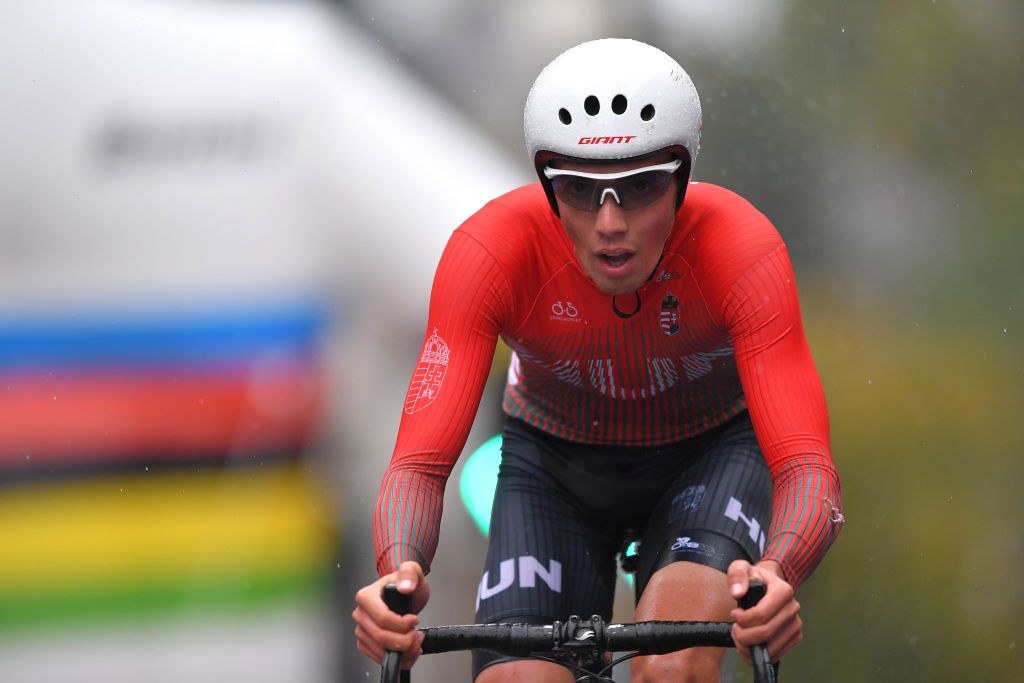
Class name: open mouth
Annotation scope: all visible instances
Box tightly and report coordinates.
[599,252,634,268]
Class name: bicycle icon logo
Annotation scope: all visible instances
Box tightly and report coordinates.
[550,300,579,318]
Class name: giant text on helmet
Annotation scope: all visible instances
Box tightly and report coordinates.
[578,136,637,145]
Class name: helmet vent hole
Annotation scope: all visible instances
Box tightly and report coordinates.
[558,108,572,125]
[641,104,656,121]
[611,94,627,115]
[584,95,600,116]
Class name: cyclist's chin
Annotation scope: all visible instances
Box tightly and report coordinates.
[588,271,645,296]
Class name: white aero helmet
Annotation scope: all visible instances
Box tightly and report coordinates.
[524,38,702,214]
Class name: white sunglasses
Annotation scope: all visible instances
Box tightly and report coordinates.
[543,159,682,211]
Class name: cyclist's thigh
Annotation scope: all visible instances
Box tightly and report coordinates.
[476,659,573,683]
[631,561,734,682]
[472,418,618,680]
[633,411,772,597]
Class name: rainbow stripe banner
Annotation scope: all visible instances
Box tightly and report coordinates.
[0,297,338,633]
[0,298,330,472]
[0,300,327,369]
[0,463,337,632]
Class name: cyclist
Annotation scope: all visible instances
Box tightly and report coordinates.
[353,38,843,682]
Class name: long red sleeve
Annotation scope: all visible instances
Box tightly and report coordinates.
[373,230,510,575]
[720,245,843,584]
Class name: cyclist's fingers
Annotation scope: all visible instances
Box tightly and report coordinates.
[731,595,799,649]
[376,620,421,652]
[726,559,753,599]
[400,631,425,669]
[355,625,422,668]
[735,609,802,661]
[394,561,433,614]
[733,593,800,641]
[395,560,424,591]
[731,579,796,627]
[756,573,795,616]
[355,631,421,670]
[766,614,803,662]
[353,599,421,637]
[353,575,395,614]
[354,580,424,633]
[732,611,801,667]
[380,610,421,633]
[354,625,386,664]
[729,559,793,621]
[354,605,422,654]
[731,624,752,665]
[354,618,421,659]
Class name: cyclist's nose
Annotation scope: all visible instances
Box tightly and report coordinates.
[594,191,627,236]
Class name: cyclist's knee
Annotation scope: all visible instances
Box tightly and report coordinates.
[631,650,723,683]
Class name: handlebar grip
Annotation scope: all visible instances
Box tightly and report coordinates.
[380,584,412,683]
[737,579,778,683]
[737,578,767,611]
[383,583,412,616]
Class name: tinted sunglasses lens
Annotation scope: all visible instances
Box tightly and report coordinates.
[616,171,674,210]
[549,170,674,211]
[549,176,599,211]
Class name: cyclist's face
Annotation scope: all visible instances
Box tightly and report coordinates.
[553,155,679,296]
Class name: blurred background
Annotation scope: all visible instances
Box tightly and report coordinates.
[0,0,1020,681]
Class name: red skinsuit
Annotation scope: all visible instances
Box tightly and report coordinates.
[375,181,843,587]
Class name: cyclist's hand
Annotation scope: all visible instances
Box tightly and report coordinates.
[727,559,801,665]
[352,561,431,668]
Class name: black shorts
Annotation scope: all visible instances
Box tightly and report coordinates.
[471,412,771,679]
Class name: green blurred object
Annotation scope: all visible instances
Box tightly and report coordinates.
[459,434,503,536]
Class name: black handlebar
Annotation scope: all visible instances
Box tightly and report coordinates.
[738,580,779,683]
[419,616,736,656]
[379,579,777,682]
[381,584,412,683]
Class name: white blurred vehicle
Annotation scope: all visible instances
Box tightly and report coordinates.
[0,1,525,681]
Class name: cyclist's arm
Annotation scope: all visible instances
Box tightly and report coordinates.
[723,243,843,587]
[373,230,512,576]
